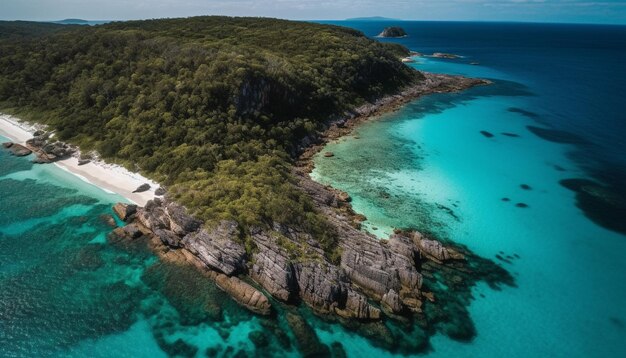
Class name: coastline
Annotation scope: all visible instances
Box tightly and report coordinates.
[298,72,489,172]
[0,114,158,206]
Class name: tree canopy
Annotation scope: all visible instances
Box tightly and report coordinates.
[0,16,421,259]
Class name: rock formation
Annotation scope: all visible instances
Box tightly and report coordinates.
[2,142,32,156]
[378,26,407,38]
[108,168,473,325]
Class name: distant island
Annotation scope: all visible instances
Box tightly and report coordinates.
[378,26,408,38]
[346,16,401,21]
[54,18,89,24]
[51,19,110,25]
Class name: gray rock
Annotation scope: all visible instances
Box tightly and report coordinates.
[414,234,464,262]
[3,143,31,156]
[249,229,296,302]
[165,202,202,236]
[381,289,403,313]
[132,183,151,193]
[213,273,271,315]
[154,228,182,248]
[112,203,137,221]
[182,221,246,276]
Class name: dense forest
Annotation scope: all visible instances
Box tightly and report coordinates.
[0,17,421,258]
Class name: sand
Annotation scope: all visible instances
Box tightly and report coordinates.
[0,114,158,206]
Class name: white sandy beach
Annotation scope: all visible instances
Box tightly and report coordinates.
[0,114,158,206]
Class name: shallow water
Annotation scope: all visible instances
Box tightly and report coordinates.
[311,21,626,357]
[1,21,625,357]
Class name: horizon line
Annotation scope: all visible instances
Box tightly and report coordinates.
[2,17,625,27]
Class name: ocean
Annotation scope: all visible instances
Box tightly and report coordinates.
[1,21,625,357]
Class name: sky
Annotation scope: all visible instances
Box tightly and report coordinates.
[0,0,624,24]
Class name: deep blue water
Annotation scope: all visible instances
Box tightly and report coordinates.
[311,21,626,356]
[1,21,625,357]
[323,21,626,169]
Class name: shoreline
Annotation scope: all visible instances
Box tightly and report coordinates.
[295,72,489,237]
[0,114,158,206]
[298,71,489,172]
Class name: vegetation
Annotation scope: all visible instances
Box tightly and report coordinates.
[0,17,421,259]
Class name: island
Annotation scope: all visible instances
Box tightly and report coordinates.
[377,26,408,38]
[346,16,401,22]
[0,16,511,354]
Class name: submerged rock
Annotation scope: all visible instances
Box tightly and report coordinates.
[3,142,31,156]
[286,313,330,357]
[99,214,117,228]
[248,330,269,348]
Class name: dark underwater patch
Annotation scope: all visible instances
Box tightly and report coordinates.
[609,317,624,329]
[520,184,532,190]
[501,132,520,137]
[560,177,626,235]
[508,107,540,119]
[526,125,589,145]
[480,131,494,138]
[515,203,529,208]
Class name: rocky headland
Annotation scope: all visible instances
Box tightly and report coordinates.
[105,71,513,354]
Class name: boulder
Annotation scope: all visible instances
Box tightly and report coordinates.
[381,289,403,313]
[132,183,151,193]
[4,143,31,156]
[213,273,271,315]
[2,142,12,148]
[165,202,202,236]
[154,228,182,248]
[112,203,137,221]
[413,233,464,262]
[78,159,90,166]
[135,199,170,230]
[182,221,247,276]
[155,187,166,196]
[109,224,143,241]
[293,261,380,320]
[99,214,117,228]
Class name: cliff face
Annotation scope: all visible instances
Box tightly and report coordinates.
[105,73,512,352]
[110,173,463,321]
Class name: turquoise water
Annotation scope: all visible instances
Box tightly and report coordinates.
[311,22,626,357]
[0,140,312,357]
[2,21,626,357]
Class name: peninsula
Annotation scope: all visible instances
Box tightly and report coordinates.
[0,17,511,354]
